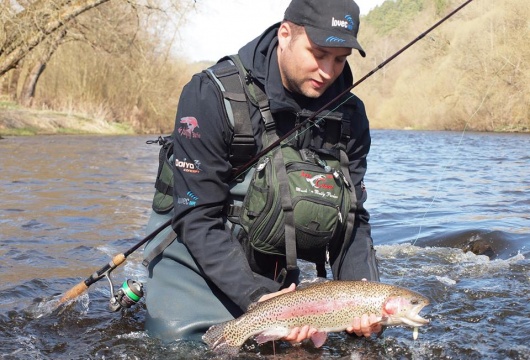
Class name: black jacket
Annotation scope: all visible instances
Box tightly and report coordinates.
[171,23,376,312]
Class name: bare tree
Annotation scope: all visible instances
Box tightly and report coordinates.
[0,0,198,132]
[0,0,112,77]
[19,28,67,106]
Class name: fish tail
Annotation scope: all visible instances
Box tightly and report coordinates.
[202,321,240,355]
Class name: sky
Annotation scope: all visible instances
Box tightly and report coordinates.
[178,0,386,62]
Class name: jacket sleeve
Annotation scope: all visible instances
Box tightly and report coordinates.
[171,72,281,310]
[331,95,380,281]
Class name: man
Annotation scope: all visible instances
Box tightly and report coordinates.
[144,0,381,346]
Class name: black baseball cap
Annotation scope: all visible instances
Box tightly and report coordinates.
[284,0,366,57]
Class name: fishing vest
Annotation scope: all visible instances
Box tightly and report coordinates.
[148,55,358,274]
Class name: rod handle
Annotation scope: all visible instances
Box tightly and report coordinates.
[58,253,126,304]
[111,253,126,267]
[58,281,89,304]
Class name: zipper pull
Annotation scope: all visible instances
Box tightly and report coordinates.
[338,171,351,188]
[256,157,270,172]
[337,206,343,223]
[314,154,332,173]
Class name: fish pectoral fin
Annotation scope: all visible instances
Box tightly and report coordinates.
[211,341,241,356]
[310,331,328,348]
[203,322,240,356]
[255,327,290,344]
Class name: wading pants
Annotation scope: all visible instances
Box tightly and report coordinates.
[143,210,243,343]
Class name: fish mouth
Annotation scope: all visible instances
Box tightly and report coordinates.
[401,303,430,327]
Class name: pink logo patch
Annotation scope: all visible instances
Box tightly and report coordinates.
[178,116,201,139]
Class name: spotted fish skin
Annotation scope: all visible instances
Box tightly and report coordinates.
[203,280,430,355]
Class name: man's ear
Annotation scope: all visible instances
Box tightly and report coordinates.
[277,22,292,50]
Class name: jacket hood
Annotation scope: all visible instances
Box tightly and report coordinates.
[237,23,355,114]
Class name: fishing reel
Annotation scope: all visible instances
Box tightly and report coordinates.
[109,279,144,312]
[105,271,144,312]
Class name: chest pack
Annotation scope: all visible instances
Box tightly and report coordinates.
[149,55,357,271]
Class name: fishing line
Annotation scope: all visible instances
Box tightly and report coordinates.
[410,126,469,247]
[410,62,506,247]
[391,65,505,355]
[388,83,497,353]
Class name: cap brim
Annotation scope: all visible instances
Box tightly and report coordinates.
[305,25,366,57]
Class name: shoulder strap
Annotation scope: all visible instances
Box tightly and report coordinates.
[205,57,255,169]
[204,54,274,173]
[208,56,300,277]
[228,55,275,136]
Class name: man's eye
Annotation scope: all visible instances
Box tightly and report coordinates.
[312,50,326,59]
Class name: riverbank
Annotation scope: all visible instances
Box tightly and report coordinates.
[1,103,528,137]
[0,105,134,136]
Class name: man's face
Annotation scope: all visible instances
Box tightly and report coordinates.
[277,22,352,98]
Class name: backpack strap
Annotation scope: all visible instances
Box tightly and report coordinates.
[275,150,298,273]
[224,55,300,277]
[334,149,358,270]
[268,138,299,274]
[205,54,276,174]
[212,55,277,220]
[227,55,276,165]
[204,56,256,171]
[334,97,357,259]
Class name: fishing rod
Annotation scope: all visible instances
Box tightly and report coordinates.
[58,0,474,308]
[58,218,171,307]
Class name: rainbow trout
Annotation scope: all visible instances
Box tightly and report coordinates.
[203,280,429,355]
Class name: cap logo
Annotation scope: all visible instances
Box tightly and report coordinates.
[325,36,346,44]
[331,15,354,31]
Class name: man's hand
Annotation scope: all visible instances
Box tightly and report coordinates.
[346,314,382,337]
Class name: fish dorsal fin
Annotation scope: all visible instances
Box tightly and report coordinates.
[296,278,331,290]
[247,301,259,312]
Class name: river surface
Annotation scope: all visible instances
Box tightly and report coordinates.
[0,130,529,359]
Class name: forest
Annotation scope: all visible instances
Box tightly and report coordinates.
[352,0,529,131]
[0,0,528,134]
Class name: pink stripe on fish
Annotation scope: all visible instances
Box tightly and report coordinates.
[276,298,360,319]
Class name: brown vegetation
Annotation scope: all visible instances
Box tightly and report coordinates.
[351,0,529,132]
[0,0,204,134]
[0,0,528,134]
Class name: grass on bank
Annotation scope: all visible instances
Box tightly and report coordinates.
[0,100,134,136]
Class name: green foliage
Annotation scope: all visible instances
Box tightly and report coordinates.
[0,127,40,136]
[434,0,449,16]
[364,0,426,34]
[0,100,20,110]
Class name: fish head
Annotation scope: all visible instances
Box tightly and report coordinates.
[380,289,430,327]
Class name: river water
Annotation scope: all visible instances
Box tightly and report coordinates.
[0,130,528,359]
